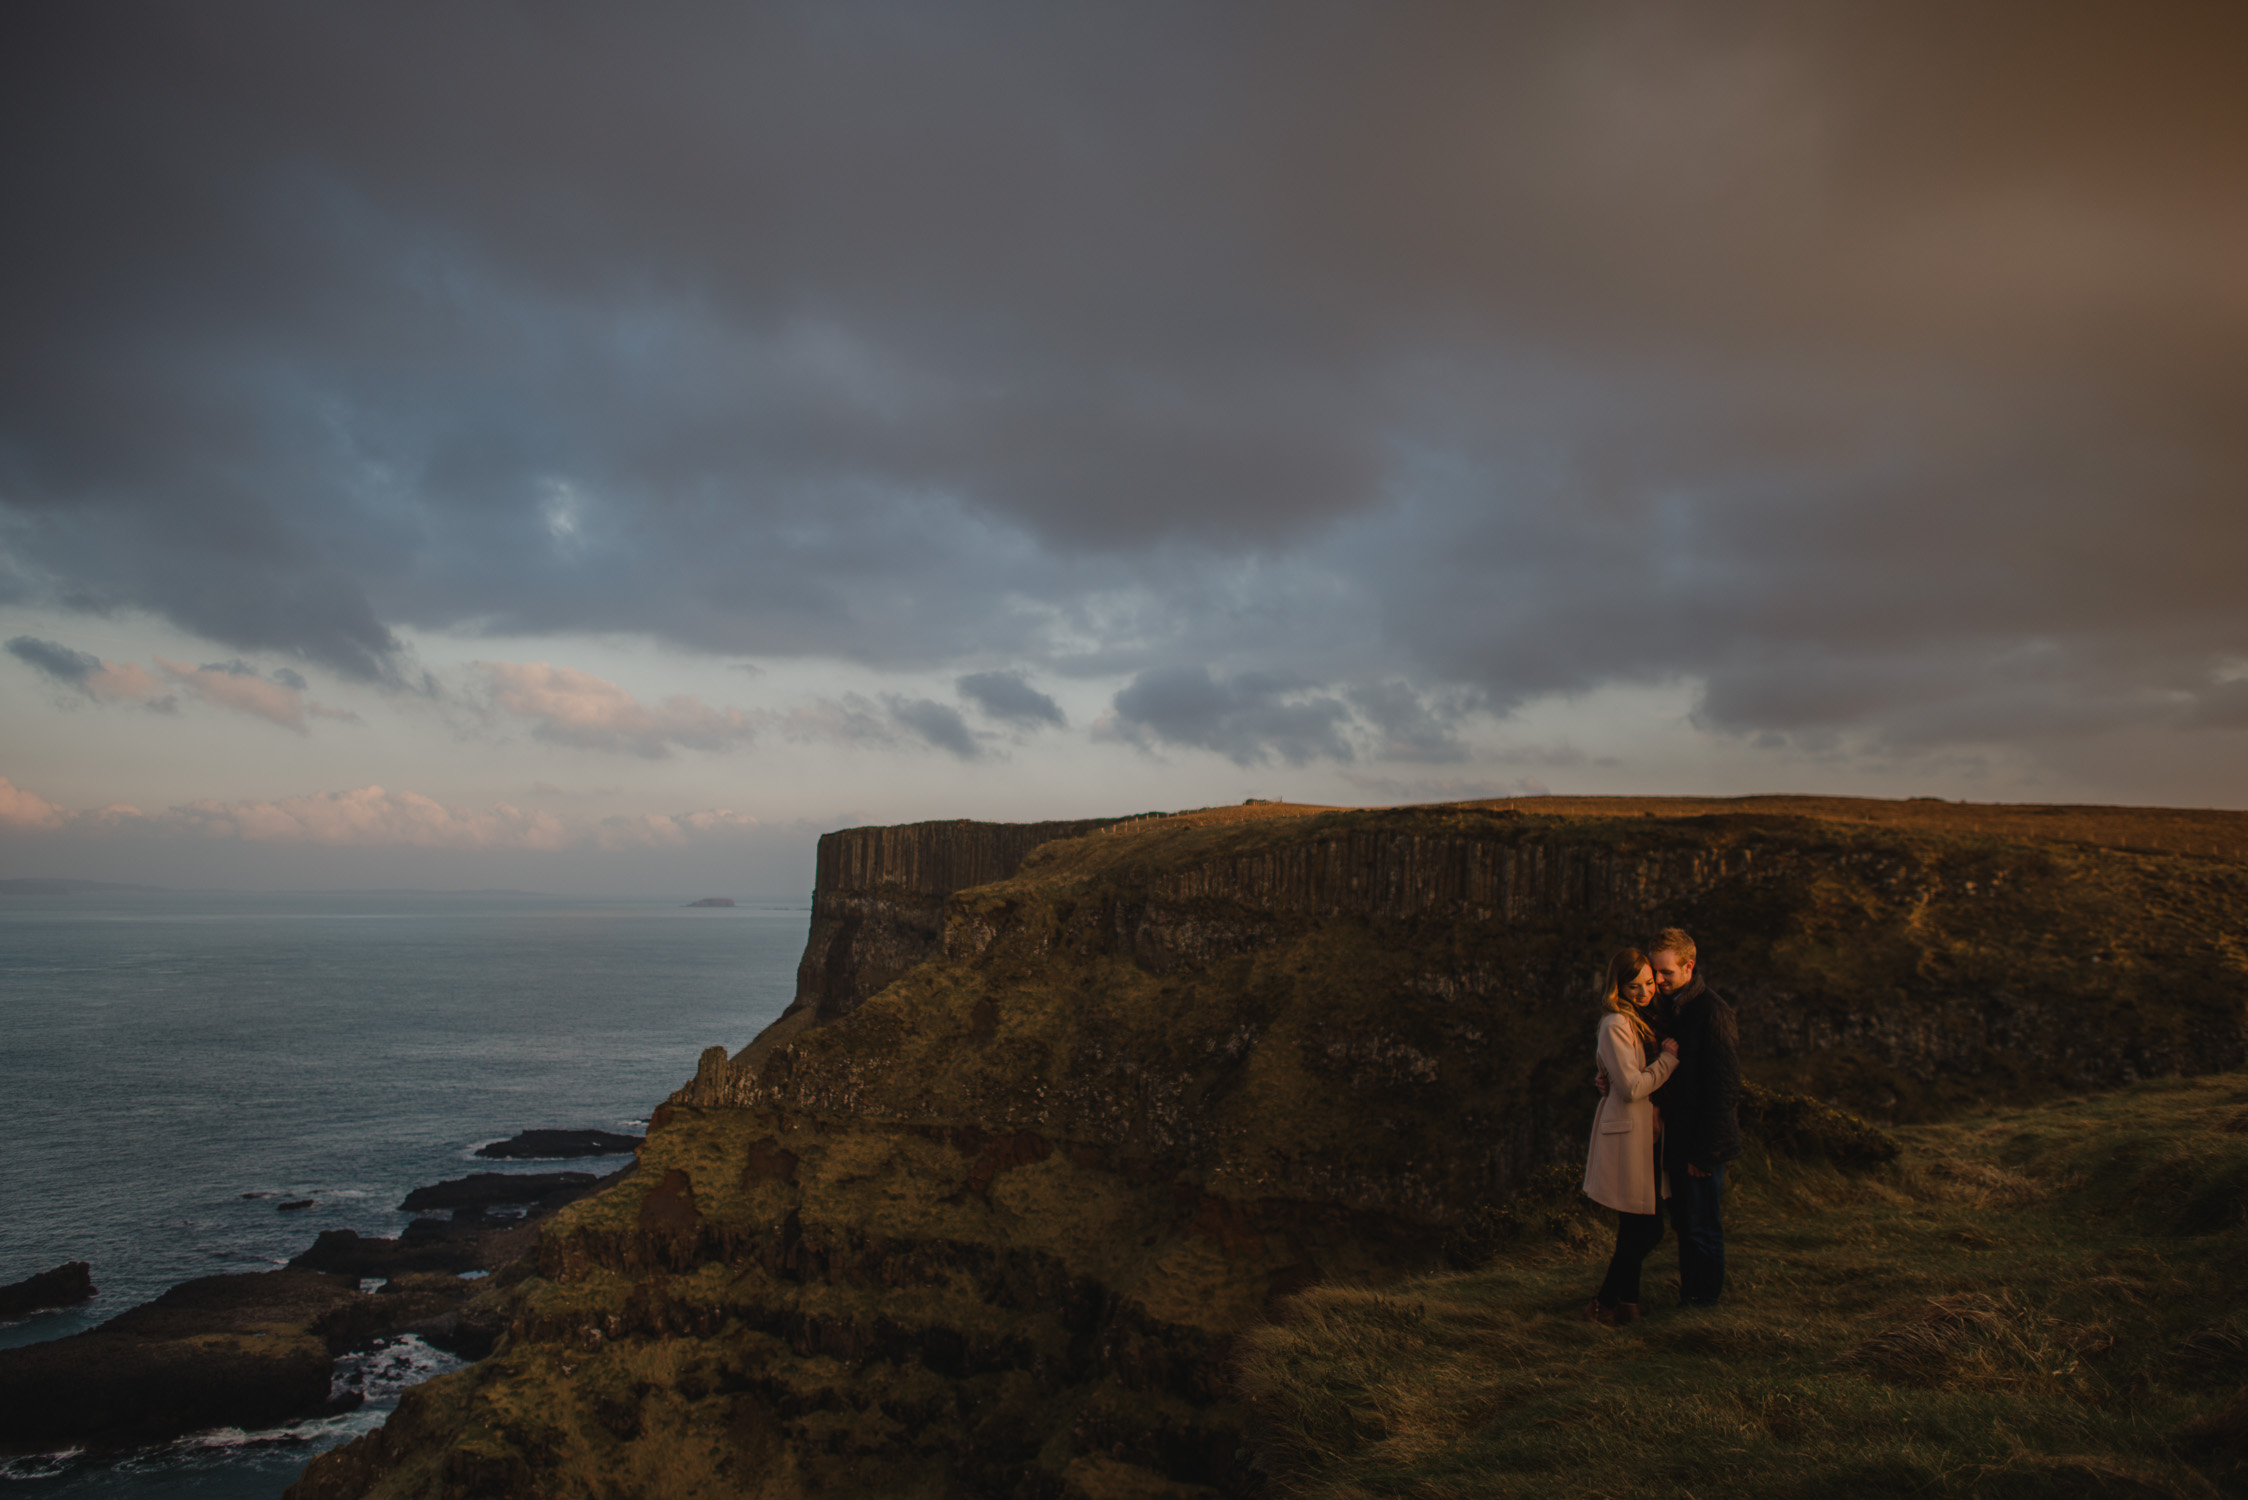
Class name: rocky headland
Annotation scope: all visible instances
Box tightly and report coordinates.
[285,795,2248,1499]
[0,1269,488,1454]
[0,1149,633,1457]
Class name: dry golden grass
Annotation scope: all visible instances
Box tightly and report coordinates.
[1117,792,2248,865]
[1451,793,2248,864]
[1238,1073,2248,1499]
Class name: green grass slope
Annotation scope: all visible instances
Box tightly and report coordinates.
[1239,1072,2248,1499]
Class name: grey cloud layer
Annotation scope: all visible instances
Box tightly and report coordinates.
[4,3,2245,773]
[8,636,105,690]
[8,634,353,727]
[957,671,1065,729]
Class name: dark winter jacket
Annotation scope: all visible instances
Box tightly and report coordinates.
[1651,974,1742,1170]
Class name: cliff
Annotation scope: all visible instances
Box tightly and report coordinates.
[788,816,1147,1022]
[291,797,2248,1499]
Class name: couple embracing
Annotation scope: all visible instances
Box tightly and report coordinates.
[1581,927,1742,1325]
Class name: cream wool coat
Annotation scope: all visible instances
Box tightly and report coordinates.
[1582,1012,1677,1215]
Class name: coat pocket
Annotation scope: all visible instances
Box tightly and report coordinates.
[1599,1112,1635,1134]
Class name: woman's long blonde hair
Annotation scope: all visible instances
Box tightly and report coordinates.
[1601,946,1657,1043]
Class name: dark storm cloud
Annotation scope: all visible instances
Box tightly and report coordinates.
[1346,682,1472,765]
[1109,667,1355,767]
[957,671,1065,729]
[4,2,2246,771]
[885,696,982,760]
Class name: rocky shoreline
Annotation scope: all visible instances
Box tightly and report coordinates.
[0,1139,637,1459]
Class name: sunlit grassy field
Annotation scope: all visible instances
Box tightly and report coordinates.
[1238,1073,2248,1499]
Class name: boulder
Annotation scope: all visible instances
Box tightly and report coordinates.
[398,1172,594,1213]
[0,1261,94,1319]
[474,1128,642,1159]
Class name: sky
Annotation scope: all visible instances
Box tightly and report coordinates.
[2,1,2245,896]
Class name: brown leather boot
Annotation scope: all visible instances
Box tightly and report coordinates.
[1583,1299,1616,1326]
[1614,1303,1644,1325]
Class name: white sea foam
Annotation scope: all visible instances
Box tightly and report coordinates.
[0,1342,470,1495]
[0,1446,86,1479]
[328,1334,467,1407]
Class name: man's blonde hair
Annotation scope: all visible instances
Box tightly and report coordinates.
[1648,927,1697,966]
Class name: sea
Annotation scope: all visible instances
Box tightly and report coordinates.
[0,888,806,1498]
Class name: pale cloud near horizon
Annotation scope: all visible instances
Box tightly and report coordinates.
[155,658,341,731]
[0,770,765,853]
[161,784,573,849]
[477,660,759,757]
[0,774,69,832]
[593,807,760,851]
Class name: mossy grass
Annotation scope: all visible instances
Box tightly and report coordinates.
[1238,1072,2248,1498]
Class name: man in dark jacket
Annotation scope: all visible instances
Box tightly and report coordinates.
[1647,927,1740,1306]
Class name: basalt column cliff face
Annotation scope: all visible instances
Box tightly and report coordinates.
[790,818,1137,1023]
[292,801,2248,1500]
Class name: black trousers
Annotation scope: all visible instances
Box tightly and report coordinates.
[1666,1162,1728,1305]
[1596,1209,1664,1308]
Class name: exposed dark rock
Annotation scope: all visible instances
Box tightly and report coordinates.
[2,1162,627,1454]
[0,1262,502,1455]
[0,1270,366,1453]
[320,1273,507,1363]
[294,1168,628,1279]
[398,1172,594,1213]
[475,1128,642,1159]
[293,1227,512,1279]
[0,1261,94,1319]
[277,1198,316,1211]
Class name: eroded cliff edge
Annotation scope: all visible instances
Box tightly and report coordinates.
[788,816,1142,1023]
[292,799,2248,1500]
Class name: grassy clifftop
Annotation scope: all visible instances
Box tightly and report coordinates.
[1239,1071,2248,1498]
[290,799,2248,1499]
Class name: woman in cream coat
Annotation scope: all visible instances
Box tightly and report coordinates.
[1583,947,1679,1325]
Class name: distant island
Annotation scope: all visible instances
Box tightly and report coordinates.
[685,896,735,907]
[0,878,167,896]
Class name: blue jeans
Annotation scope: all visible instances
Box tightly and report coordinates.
[1665,1163,1727,1305]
